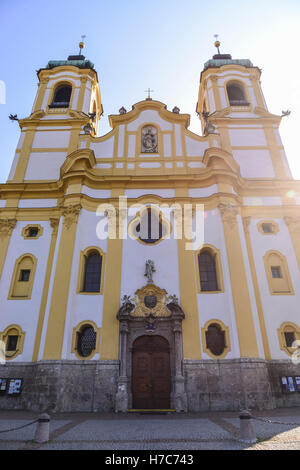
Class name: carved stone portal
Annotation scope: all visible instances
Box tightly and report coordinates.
[115,284,187,413]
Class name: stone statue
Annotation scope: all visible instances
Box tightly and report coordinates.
[144,259,155,284]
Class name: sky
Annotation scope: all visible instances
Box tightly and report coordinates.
[0,0,299,182]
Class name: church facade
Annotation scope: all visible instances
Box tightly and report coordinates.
[0,47,300,412]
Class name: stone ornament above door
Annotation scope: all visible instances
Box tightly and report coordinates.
[118,284,183,319]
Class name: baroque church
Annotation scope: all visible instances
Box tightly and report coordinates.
[0,40,300,412]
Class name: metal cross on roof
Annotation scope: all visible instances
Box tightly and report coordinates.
[144,88,154,100]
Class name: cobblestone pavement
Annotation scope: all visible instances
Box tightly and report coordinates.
[0,408,300,450]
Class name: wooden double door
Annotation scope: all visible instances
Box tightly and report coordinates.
[132,335,171,409]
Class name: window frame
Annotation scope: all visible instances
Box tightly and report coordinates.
[201,319,231,359]
[225,80,250,108]
[77,247,105,295]
[278,322,300,356]
[21,224,43,240]
[8,253,37,300]
[128,205,171,246]
[0,325,25,360]
[195,244,224,294]
[71,321,101,360]
[47,81,74,111]
[263,250,294,295]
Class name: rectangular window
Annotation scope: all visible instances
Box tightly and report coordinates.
[28,227,39,237]
[19,269,30,282]
[262,223,273,233]
[271,266,282,278]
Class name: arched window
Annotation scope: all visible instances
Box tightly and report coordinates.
[77,325,97,357]
[50,84,72,108]
[72,321,100,360]
[202,320,230,358]
[264,250,294,295]
[226,82,249,106]
[198,251,218,291]
[205,323,226,356]
[83,252,102,293]
[136,208,163,244]
[8,254,37,299]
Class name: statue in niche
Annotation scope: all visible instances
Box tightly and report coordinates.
[141,126,158,153]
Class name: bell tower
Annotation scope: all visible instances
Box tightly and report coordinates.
[8,40,102,183]
[197,39,292,180]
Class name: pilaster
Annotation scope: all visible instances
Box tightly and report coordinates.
[219,203,259,357]
[43,204,81,359]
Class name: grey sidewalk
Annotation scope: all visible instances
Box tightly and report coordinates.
[1,408,300,450]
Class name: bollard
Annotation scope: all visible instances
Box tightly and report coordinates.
[34,413,50,443]
[239,409,257,444]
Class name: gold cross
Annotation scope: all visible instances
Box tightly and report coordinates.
[144,88,154,100]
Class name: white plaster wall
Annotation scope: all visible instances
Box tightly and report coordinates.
[18,199,57,208]
[71,88,79,110]
[81,187,111,199]
[118,125,125,158]
[232,149,275,178]
[90,137,114,158]
[32,131,70,148]
[41,89,51,110]
[248,218,300,359]
[0,200,6,208]
[280,150,293,178]
[62,209,108,359]
[82,86,92,114]
[185,135,209,157]
[229,129,267,147]
[7,152,20,181]
[219,86,227,108]
[189,185,218,198]
[128,135,136,157]
[174,124,182,156]
[196,209,241,359]
[207,87,216,113]
[125,189,175,198]
[127,110,172,132]
[163,134,172,157]
[243,197,282,206]
[120,213,180,304]
[25,152,67,180]
[0,220,53,361]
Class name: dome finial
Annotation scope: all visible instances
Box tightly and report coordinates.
[79,35,86,55]
[214,34,221,54]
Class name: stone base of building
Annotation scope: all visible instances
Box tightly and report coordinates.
[0,359,299,412]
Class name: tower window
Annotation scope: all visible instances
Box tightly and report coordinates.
[50,85,72,108]
[226,83,249,106]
